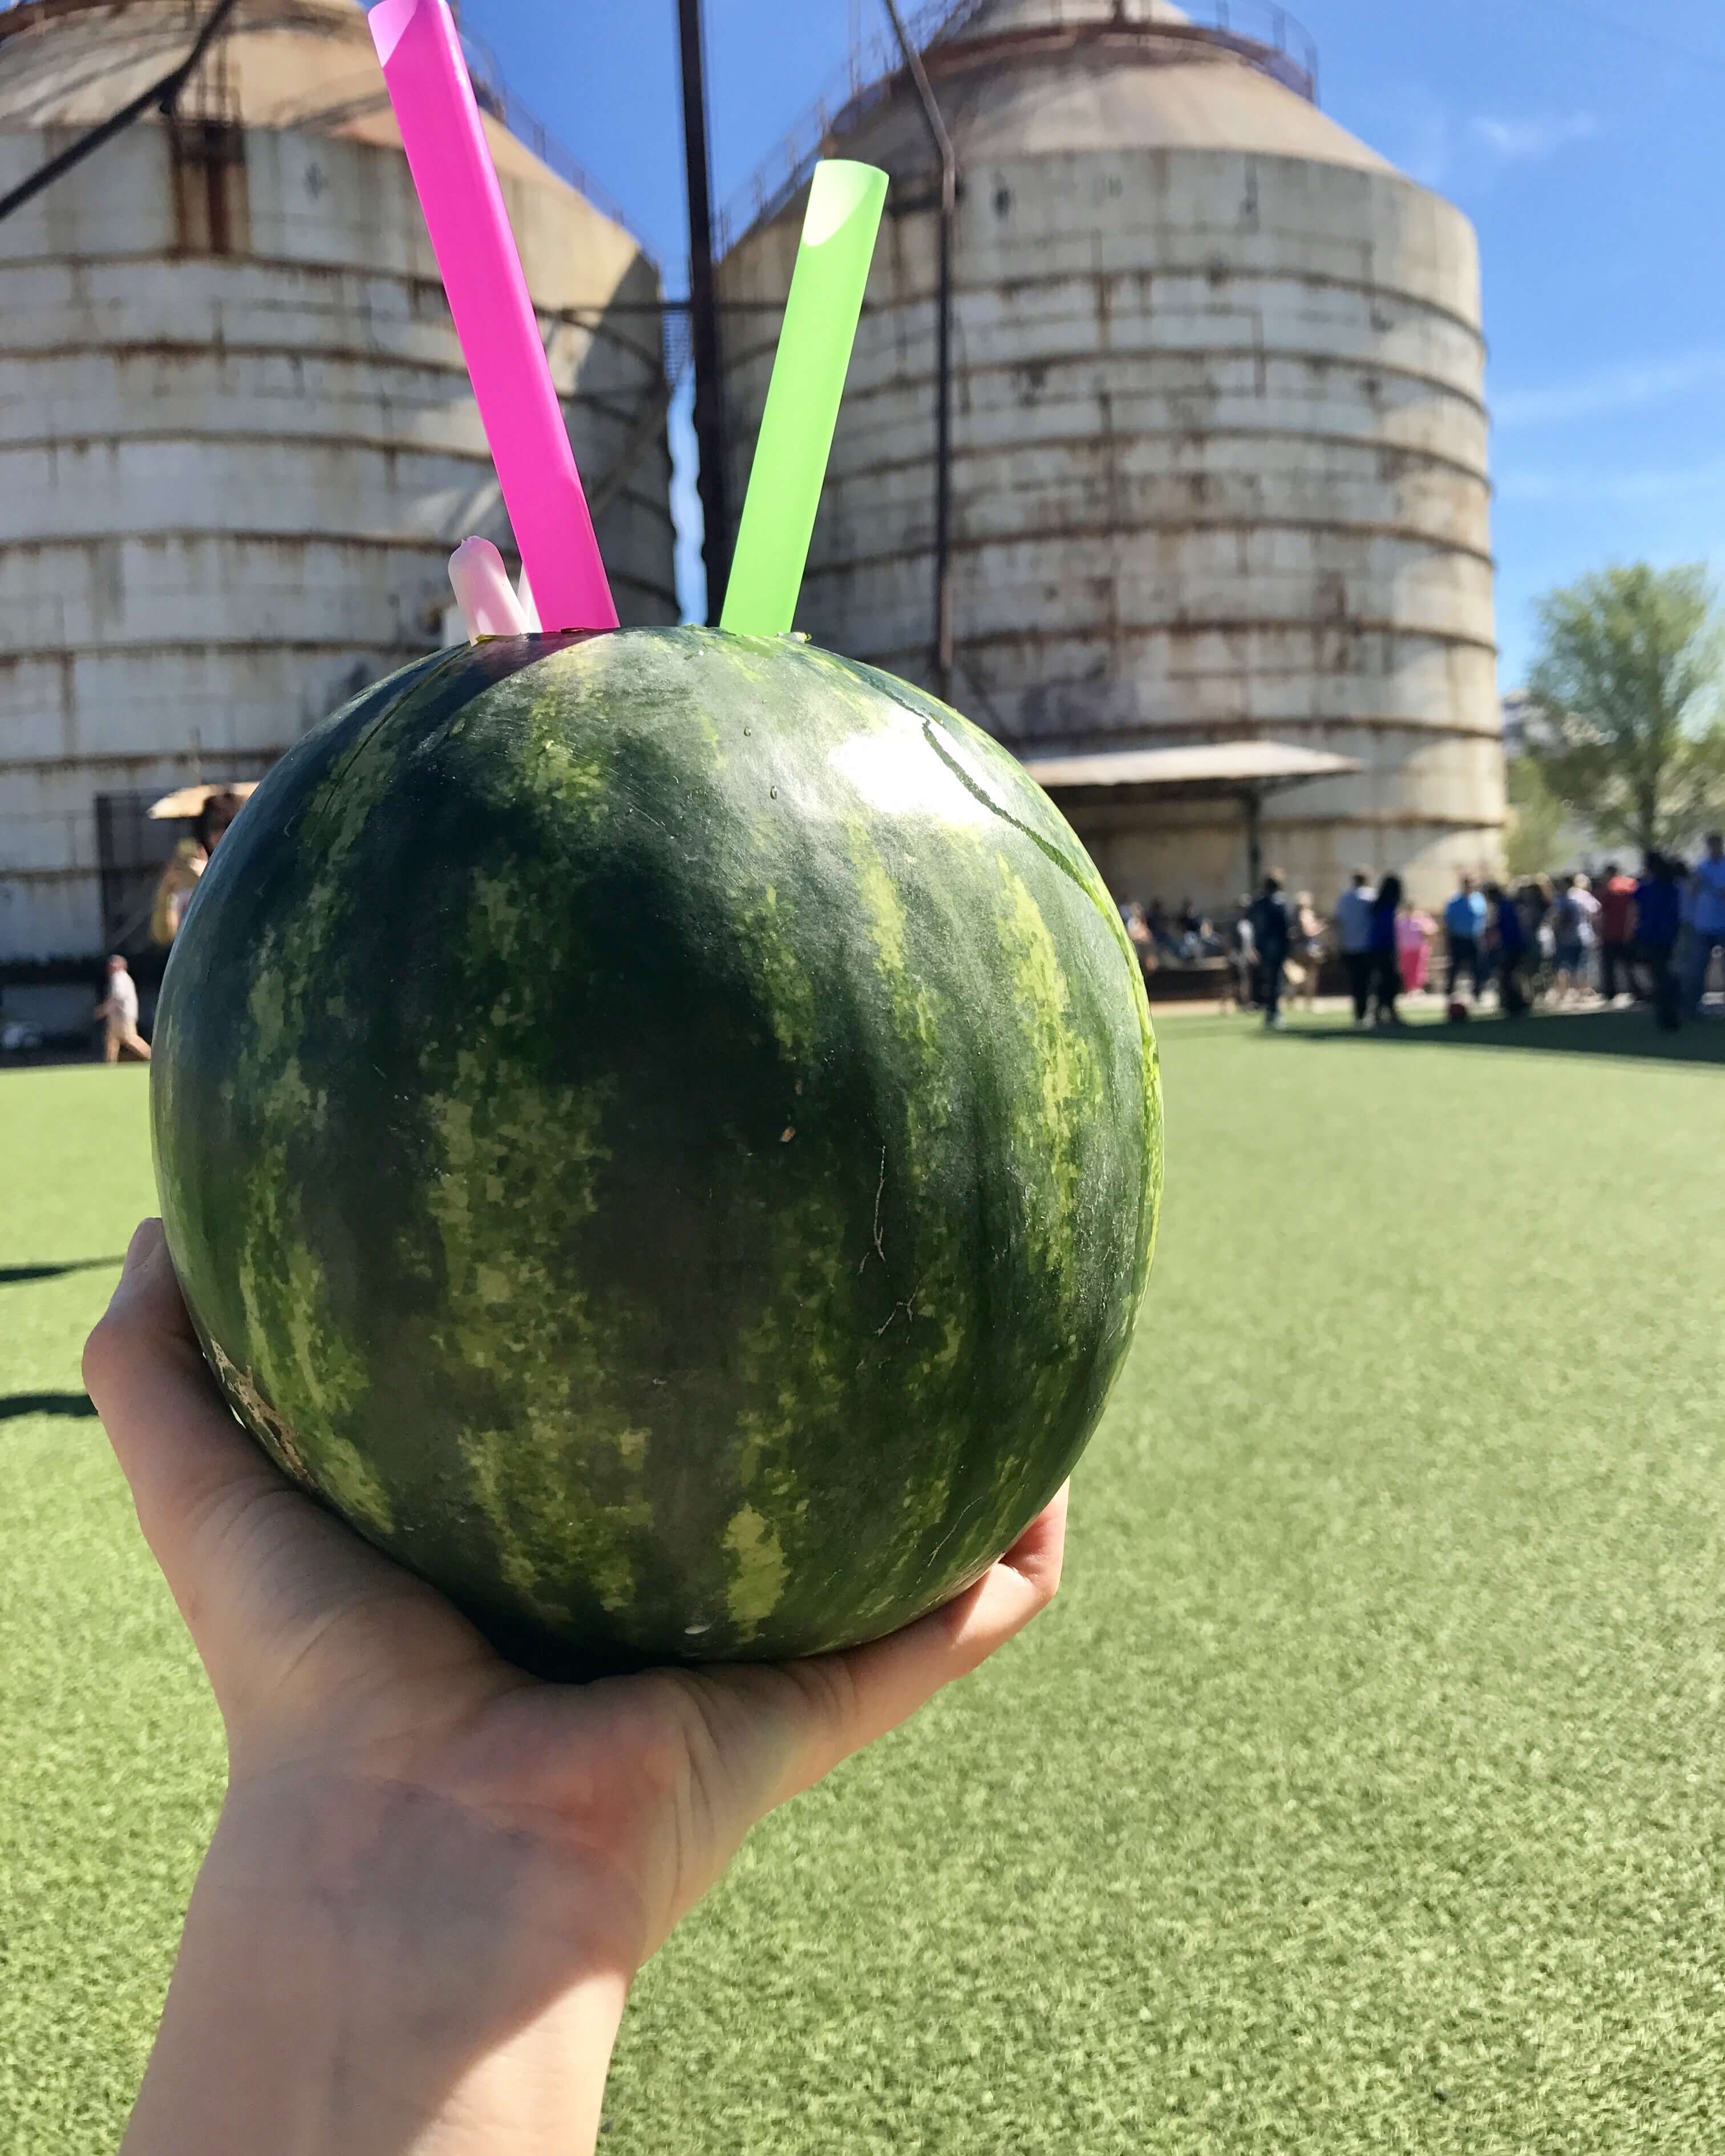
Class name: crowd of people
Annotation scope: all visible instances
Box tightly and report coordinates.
[1119,829,1725,1032]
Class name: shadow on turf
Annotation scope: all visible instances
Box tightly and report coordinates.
[1295,1008,1725,1065]
[0,1392,98,1421]
[0,1257,125,1287]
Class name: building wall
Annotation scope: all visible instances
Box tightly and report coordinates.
[0,115,675,959]
[719,125,1505,911]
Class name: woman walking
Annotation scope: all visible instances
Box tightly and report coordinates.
[1369,873,1404,1025]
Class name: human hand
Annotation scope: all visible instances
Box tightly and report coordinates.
[84,1221,1066,2156]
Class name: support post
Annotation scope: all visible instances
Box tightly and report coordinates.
[677,0,732,622]
[881,0,955,702]
[1244,787,1264,893]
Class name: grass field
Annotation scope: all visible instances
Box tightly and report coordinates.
[3,1011,1724,2152]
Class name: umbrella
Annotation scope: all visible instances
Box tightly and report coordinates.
[147,781,259,821]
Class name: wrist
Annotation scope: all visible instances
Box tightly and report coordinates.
[123,1769,640,2156]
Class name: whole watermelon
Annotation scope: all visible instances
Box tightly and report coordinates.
[152,629,1161,1679]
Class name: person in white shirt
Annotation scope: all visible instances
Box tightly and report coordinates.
[1684,830,1725,1015]
[1333,869,1376,1025]
[1551,873,1601,1004]
[94,955,150,1064]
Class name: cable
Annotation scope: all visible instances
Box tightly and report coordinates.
[0,0,244,228]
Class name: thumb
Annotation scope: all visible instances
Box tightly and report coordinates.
[83,1223,379,1721]
[83,1221,290,1602]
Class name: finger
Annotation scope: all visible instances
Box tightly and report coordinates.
[82,1221,411,1695]
[83,1222,289,1585]
[726,1486,1070,1805]
[804,1484,1067,1774]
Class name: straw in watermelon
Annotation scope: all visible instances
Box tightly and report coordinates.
[370,0,617,632]
[450,536,530,639]
[720,159,887,638]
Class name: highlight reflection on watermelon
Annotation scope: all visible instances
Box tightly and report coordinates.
[152,629,1161,1679]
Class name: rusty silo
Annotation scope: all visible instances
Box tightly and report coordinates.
[0,0,676,962]
[715,0,1503,910]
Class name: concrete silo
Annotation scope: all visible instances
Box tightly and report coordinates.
[0,0,675,964]
[715,0,1503,910]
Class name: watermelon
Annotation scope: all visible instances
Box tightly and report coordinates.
[152,629,1161,1679]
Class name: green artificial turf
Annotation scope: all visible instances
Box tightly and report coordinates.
[3,1012,1723,2151]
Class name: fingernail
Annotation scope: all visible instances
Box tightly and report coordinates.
[122,1219,160,1276]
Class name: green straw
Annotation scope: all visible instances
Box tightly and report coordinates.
[720,159,888,637]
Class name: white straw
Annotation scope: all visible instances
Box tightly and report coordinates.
[449,536,530,639]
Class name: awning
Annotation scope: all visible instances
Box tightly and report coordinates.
[1019,740,1363,799]
[147,781,260,821]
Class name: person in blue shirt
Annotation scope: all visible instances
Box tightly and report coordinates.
[1483,881,1528,1017]
[1442,873,1487,1002]
[1637,852,1684,1030]
[1682,829,1725,1016]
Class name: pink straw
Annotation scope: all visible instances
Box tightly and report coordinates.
[370,0,617,632]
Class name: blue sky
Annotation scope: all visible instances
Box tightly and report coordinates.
[469,0,1725,686]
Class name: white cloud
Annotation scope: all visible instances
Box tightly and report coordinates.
[1470,110,1600,161]
[1495,351,1725,429]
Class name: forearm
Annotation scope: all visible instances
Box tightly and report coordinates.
[123,1776,633,2156]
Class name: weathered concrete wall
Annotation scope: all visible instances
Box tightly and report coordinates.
[1,66,674,958]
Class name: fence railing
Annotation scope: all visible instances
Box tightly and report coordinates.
[715,0,1319,254]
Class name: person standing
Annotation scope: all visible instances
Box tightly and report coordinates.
[1484,881,1528,1016]
[1635,853,1683,1030]
[1551,873,1600,1003]
[1122,901,1158,992]
[1396,901,1436,996]
[1367,873,1404,1025]
[1682,830,1725,1016]
[1442,874,1487,1002]
[1594,862,1638,1003]
[151,788,246,946]
[94,955,150,1063]
[1222,898,1256,1012]
[1335,869,1376,1026]
[1521,876,1557,1004]
[1248,873,1294,1030]
[1293,891,1326,1010]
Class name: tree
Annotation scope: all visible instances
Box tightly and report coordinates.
[1524,562,1725,857]
[1504,753,1569,878]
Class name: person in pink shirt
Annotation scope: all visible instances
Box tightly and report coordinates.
[1396,903,1436,995]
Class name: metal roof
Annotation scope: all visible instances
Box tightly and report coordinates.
[832,38,1379,183]
[719,0,1347,250]
[1021,740,1364,793]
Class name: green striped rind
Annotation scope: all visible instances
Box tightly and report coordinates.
[153,629,1162,1677]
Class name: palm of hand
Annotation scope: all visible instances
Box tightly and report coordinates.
[86,1222,1064,1983]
